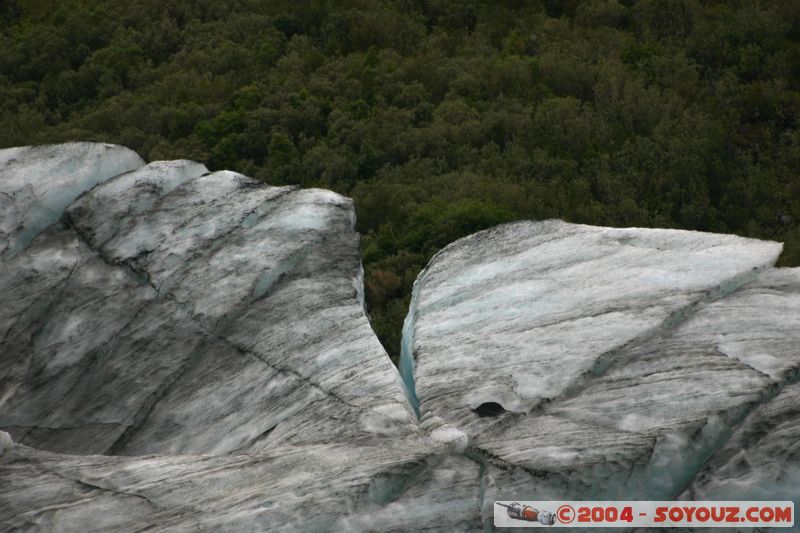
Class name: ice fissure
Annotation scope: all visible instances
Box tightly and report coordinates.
[678,365,800,496]
[2,144,799,531]
[399,275,422,418]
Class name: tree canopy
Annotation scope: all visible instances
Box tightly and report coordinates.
[2,0,799,361]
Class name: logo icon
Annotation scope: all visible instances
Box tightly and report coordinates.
[497,502,556,525]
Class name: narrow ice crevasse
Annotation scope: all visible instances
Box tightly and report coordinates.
[476,456,495,533]
[674,367,800,497]
[396,232,468,420]
[642,407,750,499]
[399,274,422,419]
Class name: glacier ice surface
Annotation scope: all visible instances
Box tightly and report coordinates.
[0,143,144,258]
[1,144,799,531]
[404,220,799,511]
[1,146,417,458]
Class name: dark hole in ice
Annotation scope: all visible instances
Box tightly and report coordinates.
[474,402,506,418]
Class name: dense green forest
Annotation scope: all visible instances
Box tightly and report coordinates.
[2,0,799,361]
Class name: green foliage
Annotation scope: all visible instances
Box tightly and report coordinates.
[401,199,515,255]
[2,0,799,362]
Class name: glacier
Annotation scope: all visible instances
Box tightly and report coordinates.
[0,148,416,458]
[0,143,144,259]
[403,220,799,522]
[1,143,799,531]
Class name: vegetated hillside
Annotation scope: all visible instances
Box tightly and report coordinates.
[1,0,799,361]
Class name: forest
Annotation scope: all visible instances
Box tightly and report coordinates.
[2,0,799,361]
